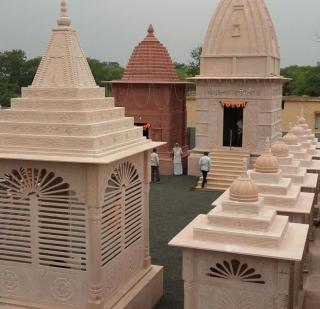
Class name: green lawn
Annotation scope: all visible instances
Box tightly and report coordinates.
[149,176,222,309]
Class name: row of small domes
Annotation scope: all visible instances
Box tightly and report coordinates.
[230,117,310,203]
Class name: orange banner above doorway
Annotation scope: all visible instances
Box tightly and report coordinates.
[220,101,247,108]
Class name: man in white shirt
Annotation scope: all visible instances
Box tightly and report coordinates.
[199,152,211,188]
[151,148,160,183]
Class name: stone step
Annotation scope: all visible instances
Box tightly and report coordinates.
[196,184,229,191]
[210,152,248,157]
[0,117,134,136]
[0,107,125,124]
[201,174,239,181]
[0,127,143,151]
[211,167,243,174]
[211,156,248,162]
[11,97,114,111]
[195,149,248,192]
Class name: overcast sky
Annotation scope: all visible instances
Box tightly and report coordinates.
[0,0,319,67]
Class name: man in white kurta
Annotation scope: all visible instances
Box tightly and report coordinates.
[172,143,183,176]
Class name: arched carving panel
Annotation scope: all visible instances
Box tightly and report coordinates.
[101,161,143,267]
[0,167,87,271]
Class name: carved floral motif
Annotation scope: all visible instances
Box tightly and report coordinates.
[51,278,74,302]
[2,270,19,293]
[207,259,265,284]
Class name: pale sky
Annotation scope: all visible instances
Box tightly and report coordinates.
[0,0,319,67]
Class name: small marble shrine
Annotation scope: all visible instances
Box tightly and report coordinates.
[112,25,188,175]
[1,0,320,309]
[170,162,309,309]
[0,1,163,308]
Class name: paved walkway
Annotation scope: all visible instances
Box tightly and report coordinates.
[150,176,220,309]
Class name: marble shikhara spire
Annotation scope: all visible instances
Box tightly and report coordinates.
[201,0,281,77]
[0,1,162,162]
[32,0,96,88]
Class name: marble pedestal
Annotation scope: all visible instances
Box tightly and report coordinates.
[248,170,315,240]
[170,214,308,309]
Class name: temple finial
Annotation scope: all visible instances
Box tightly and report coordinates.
[242,158,248,177]
[57,0,71,27]
[265,137,271,152]
[147,24,154,35]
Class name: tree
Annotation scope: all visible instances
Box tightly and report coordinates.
[174,62,189,80]
[280,65,320,97]
[0,50,27,106]
[302,66,320,96]
[87,58,124,86]
[20,57,41,87]
[187,46,202,76]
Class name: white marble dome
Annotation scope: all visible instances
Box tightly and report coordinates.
[271,139,289,157]
[230,172,259,203]
[283,132,298,145]
[255,149,279,173]
[290,125,304,136]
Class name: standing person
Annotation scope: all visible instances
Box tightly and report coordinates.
[172,143,183,176]
[199,152,211,188]
[236,119,243,146]
[150,148,160,183]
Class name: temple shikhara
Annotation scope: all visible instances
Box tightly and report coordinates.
[1,0,320,308]
[189,0,287,190]
[0,2,163,308]
[112,25,188,175]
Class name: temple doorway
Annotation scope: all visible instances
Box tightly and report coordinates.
[135,123,151,139]
[223,106,243,147]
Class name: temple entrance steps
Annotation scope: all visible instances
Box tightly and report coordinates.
[196,149,250,191]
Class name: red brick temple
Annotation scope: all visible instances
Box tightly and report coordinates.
[112,24,188,175]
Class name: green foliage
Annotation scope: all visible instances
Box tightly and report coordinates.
[20,57,41,87]
[174,46,202,81]
[187,46,202,77]
[87,58,124,97]
[87,58,124,86]
[0,50,26,106]
[281,65,320,97]
[174,62,190,80]
[0,50,42,107]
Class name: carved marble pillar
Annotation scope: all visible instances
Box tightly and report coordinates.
[183,249,196,309]
[276,261,290,309]
[86,164,104,309]
[143,151,151,268]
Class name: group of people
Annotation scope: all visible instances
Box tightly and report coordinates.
[151,143,211,188]
[150,143,184,183]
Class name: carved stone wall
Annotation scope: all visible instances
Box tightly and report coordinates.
[101,154,147,301]
[0,160,87,308]
[194,79,283,153]
[182,249,292,309]
[113,83,188,174]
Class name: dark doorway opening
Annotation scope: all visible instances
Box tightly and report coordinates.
[135,123,150,139]
[223,107,243,147]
